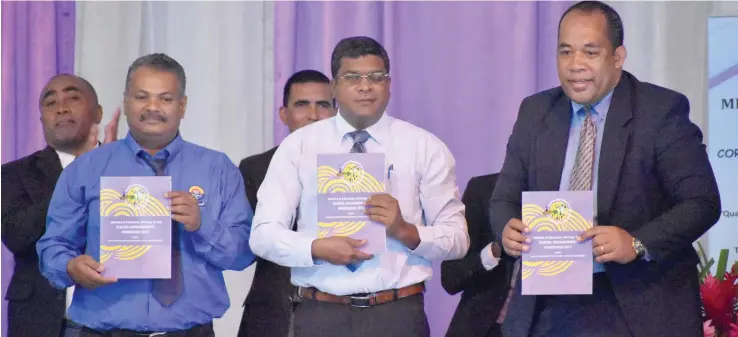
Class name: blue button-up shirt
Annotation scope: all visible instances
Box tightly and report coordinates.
[559,91,612,273]
[37,133,255,331]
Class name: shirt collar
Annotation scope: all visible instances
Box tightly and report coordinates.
[55,150,76,169]
[55,142,100,169]
[570,90,613,122]
[334,110,391,145]
[124,131,184,161]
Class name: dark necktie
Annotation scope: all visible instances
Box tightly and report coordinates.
[147,158,184,306]
[346,130,370,272]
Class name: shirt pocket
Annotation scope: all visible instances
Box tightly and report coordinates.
[386,167,421,223]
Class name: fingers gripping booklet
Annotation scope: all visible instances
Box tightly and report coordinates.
[521,191,594,295]
[316,153,388,255]
[99,176,172,279]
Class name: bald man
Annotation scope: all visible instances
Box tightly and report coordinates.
[1,74,119,337]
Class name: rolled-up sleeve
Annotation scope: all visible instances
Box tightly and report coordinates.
[36,163,87,289]
[249,135,317,268]
[410,137,469,261]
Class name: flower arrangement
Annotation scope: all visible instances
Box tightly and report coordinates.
[697,243,738,337]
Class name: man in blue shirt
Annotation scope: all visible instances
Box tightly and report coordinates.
[37,53,256,336]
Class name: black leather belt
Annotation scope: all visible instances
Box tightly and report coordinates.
[64,320,213,337]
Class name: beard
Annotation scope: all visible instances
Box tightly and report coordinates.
[43,126,87,152]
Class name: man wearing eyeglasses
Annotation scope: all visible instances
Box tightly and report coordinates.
[249,36,469,337]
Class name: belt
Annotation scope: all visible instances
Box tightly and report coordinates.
[298,282,425,308]
[65,320,213,337]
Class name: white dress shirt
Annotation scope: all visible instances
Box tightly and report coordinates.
[55,149,76,316]
[250,112,470,295]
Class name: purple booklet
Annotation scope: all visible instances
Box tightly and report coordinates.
[99,176,172,279]
[521,191,594,295]
[317,153,387,254]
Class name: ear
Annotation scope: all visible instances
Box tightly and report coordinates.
[94,105,103,124]
[278,106,288,126]
[179,95,188,119]
[614,45,627,69]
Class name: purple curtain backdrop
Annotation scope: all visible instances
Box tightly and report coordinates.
[1,1,76,336]
[274,2,571,336]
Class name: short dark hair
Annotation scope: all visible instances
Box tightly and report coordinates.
[40,74,99,107]
[76,76,99,106]
[559,1,624,51]
[125,53,186,95]
[330,36,390,78]
[282,70,331,107]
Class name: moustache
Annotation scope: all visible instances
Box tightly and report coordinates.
[140,110,167,122]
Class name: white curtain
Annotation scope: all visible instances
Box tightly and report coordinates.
[75,1,275,335]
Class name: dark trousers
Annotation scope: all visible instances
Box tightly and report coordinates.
[61,320,214,337]
[293,294,430,337]
[529,274,634,337]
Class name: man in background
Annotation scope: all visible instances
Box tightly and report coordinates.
[492,2,720,336]
[441,173,511,337]
[237,69,335,337]
[2,74,119,337]
[37,53,255,336]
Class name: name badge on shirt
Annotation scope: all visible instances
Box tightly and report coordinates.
[189,186,206,207]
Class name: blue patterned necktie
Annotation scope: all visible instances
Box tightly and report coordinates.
[348,130,370,153]
[146,158,184,306]
[346,130,370,272]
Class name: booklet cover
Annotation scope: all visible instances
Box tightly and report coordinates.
[99,176,172,279]
[521,191,594,295]
[317,153,387,254]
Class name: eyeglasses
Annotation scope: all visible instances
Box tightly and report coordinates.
[337,72,389,86]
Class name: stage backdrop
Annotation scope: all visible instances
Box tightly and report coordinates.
[707,15,738,267]
[4,2,738,337]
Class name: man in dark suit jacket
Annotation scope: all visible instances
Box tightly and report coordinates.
[491,2,721,337]
[1,74,118,337]
[441,173,512,337]
[238,69,335,337]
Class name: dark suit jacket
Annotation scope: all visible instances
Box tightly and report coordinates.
[489,71,721,337]
[441,173,510,337]
[237,147,294,337]
[1,146,66,337]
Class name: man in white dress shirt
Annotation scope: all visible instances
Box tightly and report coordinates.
[249,36,470,337]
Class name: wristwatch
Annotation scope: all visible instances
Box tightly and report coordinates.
[632,237,647,259]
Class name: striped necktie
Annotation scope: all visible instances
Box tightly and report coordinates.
[147,158,184,307]
[569,106,596,191]
[348,130,370,153]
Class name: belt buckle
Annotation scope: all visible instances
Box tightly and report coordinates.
[349,294,372,308]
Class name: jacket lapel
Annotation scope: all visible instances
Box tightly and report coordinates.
[597,73,633,220]
[35,146,63,182]
[535,94,571,191]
